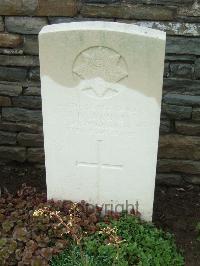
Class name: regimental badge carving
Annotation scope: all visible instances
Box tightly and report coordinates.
[73,46,128,83]
[73,46,128,99]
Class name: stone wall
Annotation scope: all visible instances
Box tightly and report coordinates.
[0,0,200,191]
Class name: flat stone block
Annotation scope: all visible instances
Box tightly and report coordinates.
[0,162,46,193]
[163,93,200,107]
[12,96,42,109]
[170,63,194,79]
[0,48,23,55]
[36,0,78,16]
[0,33,23,48]
[163,78,200,95]
[0,146,26,162]
[23,86,41,96]
[0,82,22,96]
[157,159,200,175]
[0,67,27,82]
[134,21,200,36]
[0,0,38,15]
[159,119,171,134]
[184,175,200,185]
[23,35,39,55]
[5,16,48,35]
[192,108,200,121]
[166,36,200,55]
[0,55,39,67]
[0,96,11,106]
[0,121,42,133]
[28,67,40,81]
[178,3,200,17]
[2,107,42,124]
[80,4,176,20]
[131,0,193,3]
[0,0,78,16]
[162,103,192,120]
[84,0,119,3]
[0,130,16,145]
[27,148,45,163]
[175,121,200,136]
[159,134,200,160]
[156,173,182,186]
[17,132,43,147]
[165,54,196,62]
[0,16,4,31]
[195,58,200,79]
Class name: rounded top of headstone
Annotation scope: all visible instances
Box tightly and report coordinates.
[39,21,166,41]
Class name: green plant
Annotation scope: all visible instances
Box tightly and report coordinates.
[51,215,184,266]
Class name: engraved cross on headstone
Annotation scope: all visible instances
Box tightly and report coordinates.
[76,140,123,176]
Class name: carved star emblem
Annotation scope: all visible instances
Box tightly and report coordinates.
[73,46,128,83]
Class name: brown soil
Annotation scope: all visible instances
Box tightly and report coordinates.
[153,185,200,266]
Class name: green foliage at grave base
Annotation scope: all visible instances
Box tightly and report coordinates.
[51,215,184,266]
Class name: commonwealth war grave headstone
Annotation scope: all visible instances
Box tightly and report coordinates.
[39,22,166,220]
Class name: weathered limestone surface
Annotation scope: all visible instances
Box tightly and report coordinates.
[40,21,166,221]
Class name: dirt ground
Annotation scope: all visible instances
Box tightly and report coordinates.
[153,184,200,266]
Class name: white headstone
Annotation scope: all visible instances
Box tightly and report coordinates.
[39,22,166,221]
